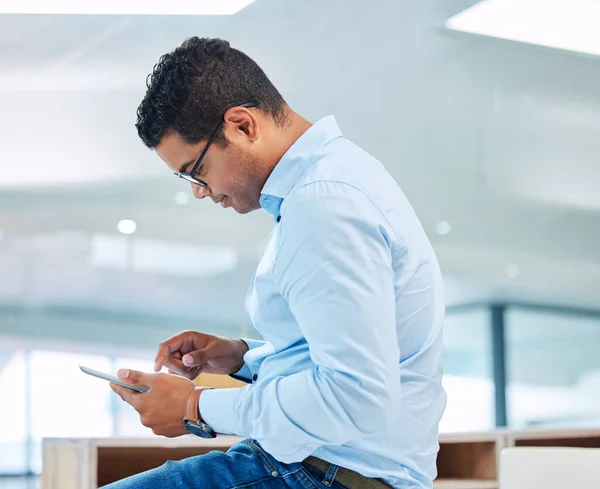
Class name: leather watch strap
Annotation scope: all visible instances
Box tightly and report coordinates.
[184,387,212,424]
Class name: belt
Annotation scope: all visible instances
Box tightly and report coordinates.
[302,456,391,489]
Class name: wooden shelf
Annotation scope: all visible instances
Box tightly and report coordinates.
[436,432,505,484]
[41,429,600,489]
[505,428,600,449]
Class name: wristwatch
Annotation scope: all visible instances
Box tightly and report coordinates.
[183,387,217,438]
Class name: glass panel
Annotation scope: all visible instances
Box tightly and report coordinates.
[112,357,156,437]
[0,347,27,474]
[441,308,494,432]
[506,308,600,428]
[29,350,113,473]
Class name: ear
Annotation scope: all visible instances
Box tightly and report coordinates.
[223,106,259,144]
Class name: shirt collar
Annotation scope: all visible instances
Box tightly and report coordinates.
[259,116,343,219]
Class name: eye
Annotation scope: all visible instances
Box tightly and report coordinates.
[195,160,207,178]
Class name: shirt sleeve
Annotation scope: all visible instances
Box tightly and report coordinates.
[229,338,265,383]
[200,181,402,462]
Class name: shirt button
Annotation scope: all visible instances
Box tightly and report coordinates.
[276,215,281,223]
[252,374,258,381]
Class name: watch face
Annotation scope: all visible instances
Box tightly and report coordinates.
[184,420,217,439]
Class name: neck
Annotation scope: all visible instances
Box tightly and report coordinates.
[267,108,312,172]
[252,109,312,207]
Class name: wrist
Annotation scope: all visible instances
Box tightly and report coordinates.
[184,387,212,424]
[238,338,250,354]
[230,339,249,374]
[182,386,217,439]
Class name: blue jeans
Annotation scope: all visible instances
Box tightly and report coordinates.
[101,439,347,489]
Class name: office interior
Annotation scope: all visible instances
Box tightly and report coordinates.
[1,1,600,488]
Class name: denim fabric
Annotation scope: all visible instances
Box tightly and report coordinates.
[101,439,347,489]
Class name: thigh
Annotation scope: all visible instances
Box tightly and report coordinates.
[100,439,347,489]
[247,440,351,489]
[100,439,292,489]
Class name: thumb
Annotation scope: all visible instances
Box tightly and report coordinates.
[181,349,208,367]
[118,369,152,386]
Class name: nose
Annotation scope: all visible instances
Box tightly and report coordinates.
[191,183,210,200]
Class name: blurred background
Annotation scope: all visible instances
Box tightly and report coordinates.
[1,0,600,484]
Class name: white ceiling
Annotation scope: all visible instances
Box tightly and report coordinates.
[0,0,599,341]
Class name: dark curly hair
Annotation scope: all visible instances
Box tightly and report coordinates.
[135,37,288,148]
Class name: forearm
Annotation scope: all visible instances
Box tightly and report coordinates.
[201,358,400,461]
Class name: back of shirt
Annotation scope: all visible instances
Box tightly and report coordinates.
[292,134,447,487]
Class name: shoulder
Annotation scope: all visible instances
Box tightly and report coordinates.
[283,179,387,231]
[280,139,400,238]
[297,137,384,188]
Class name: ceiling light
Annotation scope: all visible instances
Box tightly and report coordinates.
[0,0,256,15]
[117,219,137,235]
[435,221,452,236]
[506,264,520,279]
[174,192,191,205]
[445,0,600,58]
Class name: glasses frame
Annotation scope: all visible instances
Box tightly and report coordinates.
[173,102,257,187]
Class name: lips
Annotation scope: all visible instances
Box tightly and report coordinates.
[219,196,229,208]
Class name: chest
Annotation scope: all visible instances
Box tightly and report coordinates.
[245,226,302,346]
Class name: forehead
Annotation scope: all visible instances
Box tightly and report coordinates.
[155,132,200,173]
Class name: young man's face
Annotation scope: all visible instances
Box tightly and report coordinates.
[156,108,268,215]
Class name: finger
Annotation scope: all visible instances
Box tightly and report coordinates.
[181,349,208,368]
[163,356,186,374]
[154,334,187,372]
[118,369,153,389]
[168,364,200,380]
[167,367,188,376]
[154,344,179,373]
[110,383,139,408]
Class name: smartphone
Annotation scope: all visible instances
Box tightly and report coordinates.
[79,365,150,393]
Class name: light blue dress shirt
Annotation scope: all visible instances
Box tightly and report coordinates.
[200,116,447,488]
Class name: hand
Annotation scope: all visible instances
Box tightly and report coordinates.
[154,331,249,380]
[110,369,195,438]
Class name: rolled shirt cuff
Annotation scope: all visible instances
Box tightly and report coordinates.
[199,387,246,436]
[229,363,253,383]
[241,338,265,350]
[229,338,264,383]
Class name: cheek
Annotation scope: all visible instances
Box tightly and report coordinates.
[213,173,239,195]
[218,154,247,188]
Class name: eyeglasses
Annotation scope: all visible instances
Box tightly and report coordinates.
[173,102,257,187]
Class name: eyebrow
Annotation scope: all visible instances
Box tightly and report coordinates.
[177,159,197,173]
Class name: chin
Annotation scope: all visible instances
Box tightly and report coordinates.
[235,206,257,215]
[233,201,260,215]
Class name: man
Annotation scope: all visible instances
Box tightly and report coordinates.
[106,37,446,489]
